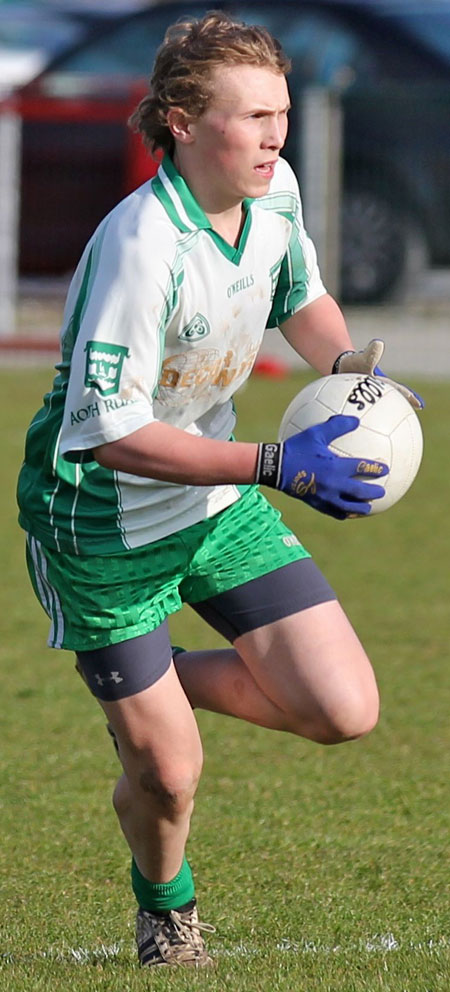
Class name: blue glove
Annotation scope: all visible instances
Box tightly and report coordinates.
[332,339,424,410]
[256,414,388,520]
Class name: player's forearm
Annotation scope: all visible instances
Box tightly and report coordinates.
[94,421,260,485]
[280,293,354,374]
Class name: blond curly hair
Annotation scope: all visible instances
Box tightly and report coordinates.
[128,11,291,155]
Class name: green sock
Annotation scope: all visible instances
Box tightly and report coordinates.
[131,856,195,912]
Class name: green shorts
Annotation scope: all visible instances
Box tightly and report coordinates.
[26,486,311,652]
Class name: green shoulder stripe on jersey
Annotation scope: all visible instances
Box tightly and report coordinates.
[150,233,201,397]
[60,225,107,362]
[254,190,297,223]
[267,216,308,326]
[170,230,201,286]
[148,226,212,399]
[61,246,94,361]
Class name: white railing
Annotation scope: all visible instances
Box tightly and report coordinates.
[0,106,21,336]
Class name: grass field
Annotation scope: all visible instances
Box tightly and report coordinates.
[1,364,449,991]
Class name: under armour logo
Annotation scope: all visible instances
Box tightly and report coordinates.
[95,671,124,687]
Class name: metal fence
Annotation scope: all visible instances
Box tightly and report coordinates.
[1,81,450,335]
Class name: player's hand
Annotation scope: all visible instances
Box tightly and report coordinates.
[332,338,424,410]
[256,415,388,520]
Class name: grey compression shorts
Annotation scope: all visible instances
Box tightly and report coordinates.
[76,558,336,701]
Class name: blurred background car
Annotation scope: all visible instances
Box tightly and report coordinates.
[0,0,147,95]
[0,1,91,95]
[9,0,450,302]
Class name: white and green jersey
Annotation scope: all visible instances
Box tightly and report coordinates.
[18,155,325,555]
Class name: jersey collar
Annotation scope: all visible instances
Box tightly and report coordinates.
[152,154,212,232]
[152,154,254,264]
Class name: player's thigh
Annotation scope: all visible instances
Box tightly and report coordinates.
[235,600,379,731]
[191,554,378,738]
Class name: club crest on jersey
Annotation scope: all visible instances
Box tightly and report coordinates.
[84,341,130,396]
[178,313,210,342]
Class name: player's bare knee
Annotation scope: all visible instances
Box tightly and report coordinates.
[286,688,379,744]
[318,693,380,745]
[111,721,203,817]
[137,760,202,816]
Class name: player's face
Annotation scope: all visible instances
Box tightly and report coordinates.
[188,64,290,206]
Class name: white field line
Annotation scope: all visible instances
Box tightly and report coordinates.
[1,934,449,966]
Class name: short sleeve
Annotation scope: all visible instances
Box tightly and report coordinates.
[59,205,178,463]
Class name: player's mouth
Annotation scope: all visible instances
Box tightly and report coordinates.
[254,161,277,178]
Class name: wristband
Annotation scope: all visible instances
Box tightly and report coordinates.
[255,442,283,488]
[331,350,355,374]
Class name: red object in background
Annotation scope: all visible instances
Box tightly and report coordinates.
[253,356,289,379]
[17,83,160,195]
[124,83,160,192]
[125,125,159,192]
[124,125,160,195]
[17,82,159,192]
[14,85,159,274]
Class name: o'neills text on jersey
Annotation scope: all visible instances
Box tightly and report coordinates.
[227,274,255,298]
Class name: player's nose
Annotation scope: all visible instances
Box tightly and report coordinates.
[263,116,286,150]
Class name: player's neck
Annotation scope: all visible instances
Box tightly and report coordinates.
[204,204,245,247]
[172,152,245,247]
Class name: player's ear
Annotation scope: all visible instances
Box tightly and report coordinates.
[167,108,195,144]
